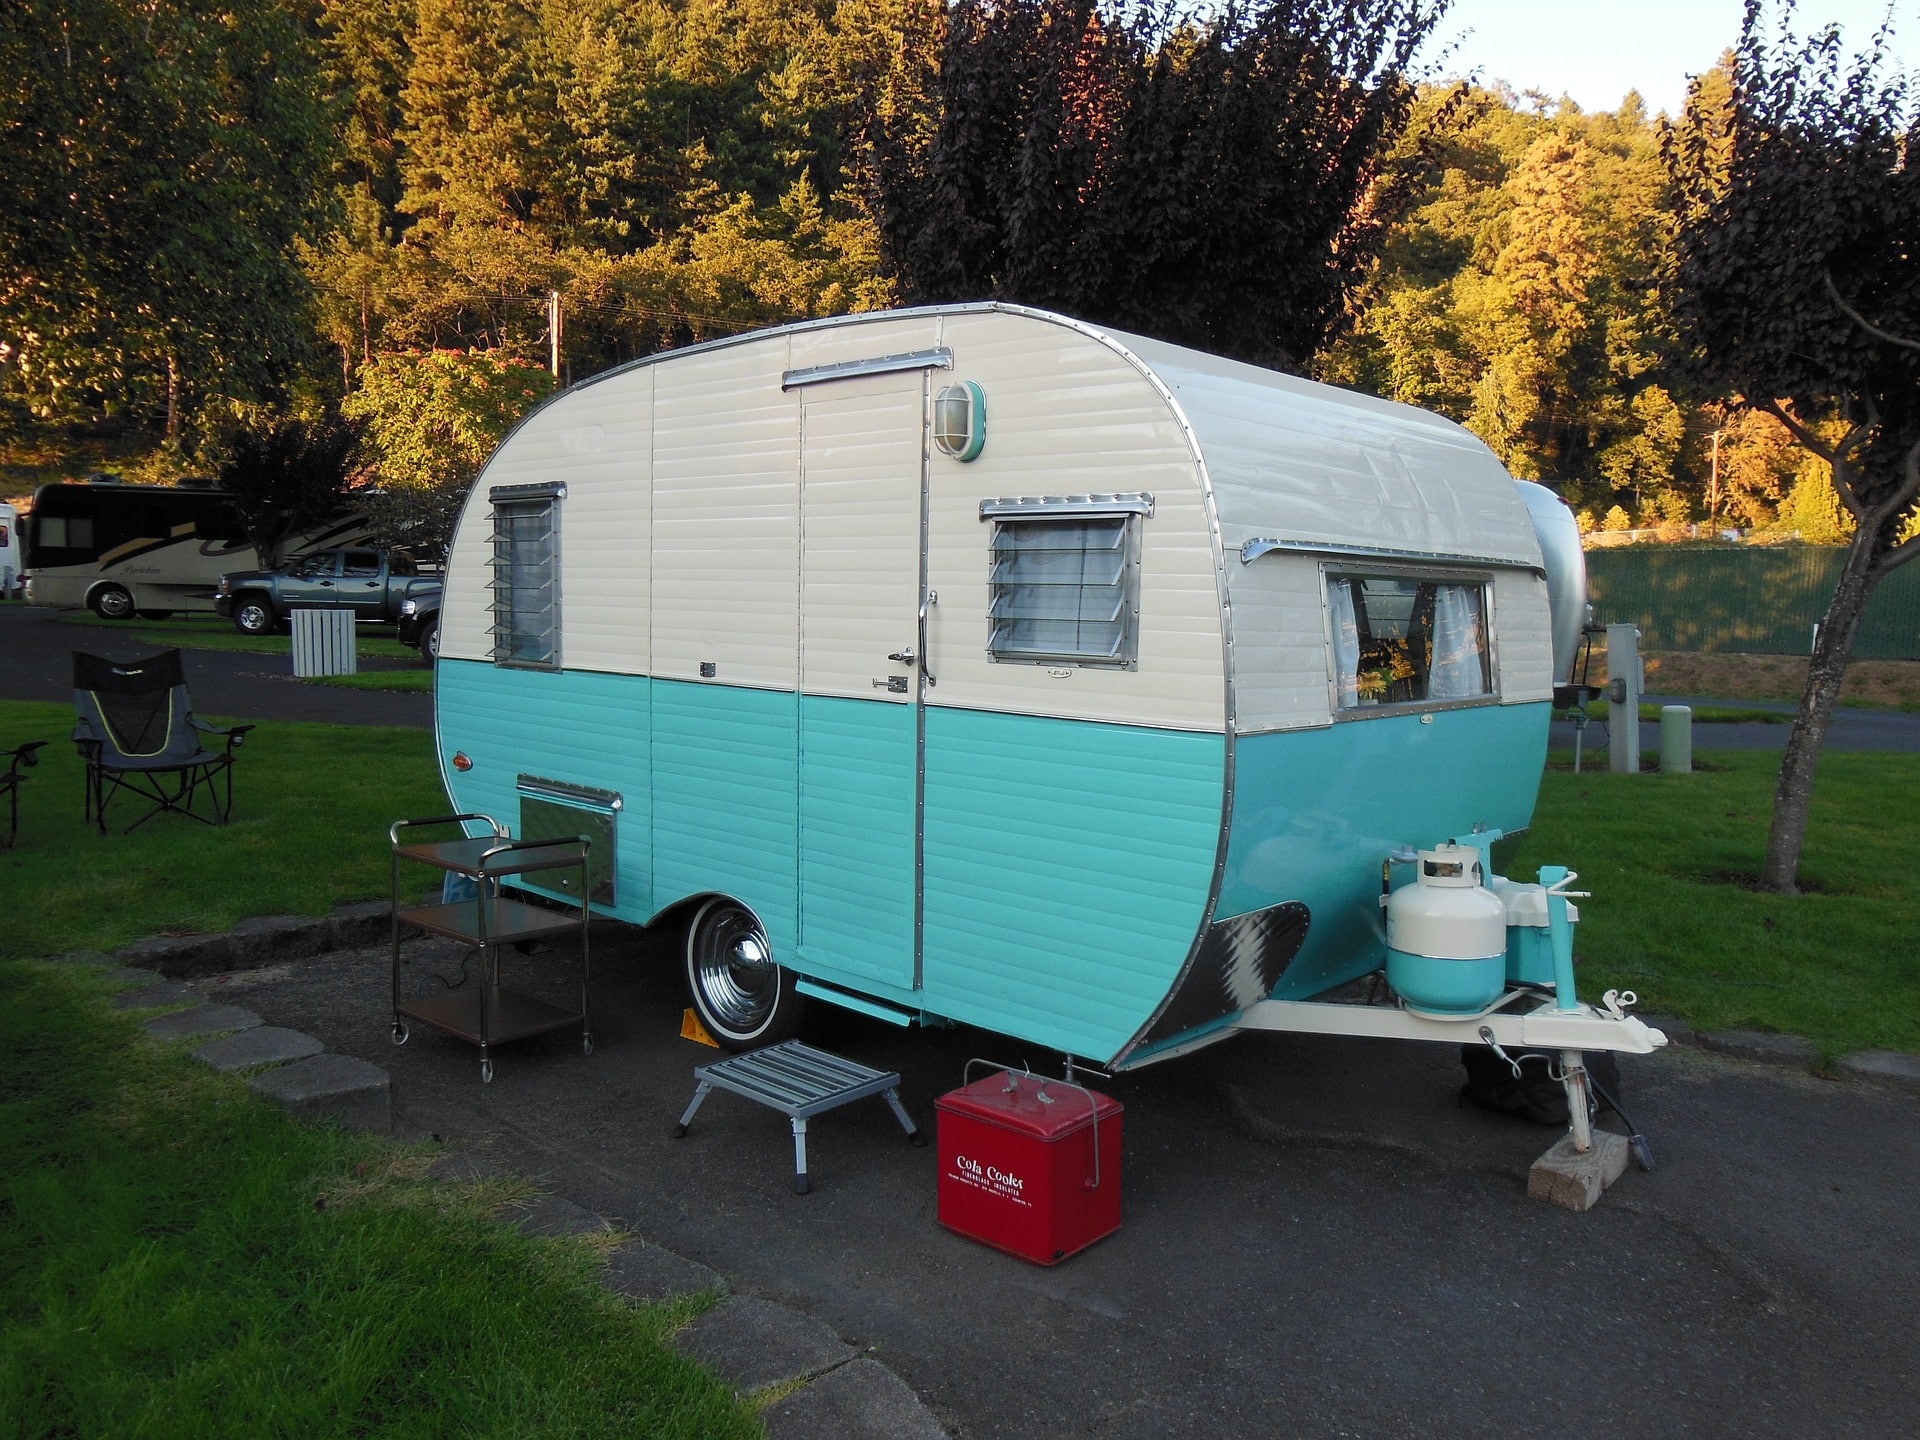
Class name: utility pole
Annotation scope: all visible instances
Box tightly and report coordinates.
[1709,426,1722,522]
[548,290,562,380]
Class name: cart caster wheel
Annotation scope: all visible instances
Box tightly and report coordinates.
[391,1023,409,1046]
[581,1032,594,1057]
[480,1058,494,1084]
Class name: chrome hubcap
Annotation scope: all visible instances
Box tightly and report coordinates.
[691,905,776,1032]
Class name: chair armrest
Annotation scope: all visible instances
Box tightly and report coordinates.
[6,740,47,778]
[71,721,102,759]
[191,719,256,755]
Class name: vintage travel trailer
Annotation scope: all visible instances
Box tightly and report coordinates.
[430,303,1662,1089]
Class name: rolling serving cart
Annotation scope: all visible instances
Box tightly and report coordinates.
[389,813,592,1082]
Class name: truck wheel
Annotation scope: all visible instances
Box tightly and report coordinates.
[422,621,439,663]
[89,584,134,620]
[684,898,806,1049]
[232,595,277,636]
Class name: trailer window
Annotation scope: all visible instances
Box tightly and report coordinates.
[489,488,562,669]
[986,512,1141,666]
[1327,574,1491,710]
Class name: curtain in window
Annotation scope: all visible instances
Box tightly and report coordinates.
[1429,584,1487,698]
[1328,578,1361,708]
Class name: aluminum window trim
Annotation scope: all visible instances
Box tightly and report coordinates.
[1319,562,1499,717]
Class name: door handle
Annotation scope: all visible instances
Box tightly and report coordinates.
[887,646,916,666]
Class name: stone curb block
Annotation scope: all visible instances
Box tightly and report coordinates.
[117,932,233,978]
[144,1003,262,1042]
[228,914,331,967]
[600,1240,728,1306]
[114,981,196,1010]
[329,900,393,951]
[672,1296,856,1396]
[762,1358,951,1440]
[1698,1029,1819,1067]
[192,1026,325,1073]
[1835,1050,1920,1093]
[249,1053,391,1133]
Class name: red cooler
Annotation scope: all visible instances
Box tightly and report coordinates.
[935,1068,1123,1265]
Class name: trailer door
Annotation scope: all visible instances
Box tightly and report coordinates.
[796,379,928,995]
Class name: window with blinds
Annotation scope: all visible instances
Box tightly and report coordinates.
[489,483,563,669]
[985,502,1145,667]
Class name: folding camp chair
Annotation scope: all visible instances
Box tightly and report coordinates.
[2,741,47,847]
[72,650,254,834]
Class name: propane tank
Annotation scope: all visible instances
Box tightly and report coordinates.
[1385,843,1508,1016]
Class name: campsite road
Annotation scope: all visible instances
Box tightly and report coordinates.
[0,603,432,728]
[204,928,1920,1440]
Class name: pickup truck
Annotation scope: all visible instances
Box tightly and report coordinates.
[215,547,441,635]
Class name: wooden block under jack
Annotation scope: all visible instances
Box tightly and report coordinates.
[680,1008,721,1048]
[1528,1130,1630,1211]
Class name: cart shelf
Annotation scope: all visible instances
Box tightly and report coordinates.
[389,813,593,1083]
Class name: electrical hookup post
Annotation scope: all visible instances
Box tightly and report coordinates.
[1607,623,1643,775]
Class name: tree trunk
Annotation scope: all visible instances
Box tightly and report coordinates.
[1761,525,1884,892]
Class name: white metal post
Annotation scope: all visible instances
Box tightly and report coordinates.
[1607,623,1642,775]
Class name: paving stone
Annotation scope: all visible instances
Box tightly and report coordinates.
[600,1240,727,1304]
[329,900,393,950]
[228,914,330,967]
[762,1359,950,1440]
[672,1297,855,1394]
[503,1193,614,1239]
[192,1026,324,1073]
[1699,1029,1819,1067]
[117,932,233,978]
[249,1053,391,1133]
[114,981,196,1010]
[144,1003,262,1042]
[1835,1050,1920,1093]
[1528,1130,1631,1212]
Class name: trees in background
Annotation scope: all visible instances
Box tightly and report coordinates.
[0,0,332,448]
[216,415,366,568]
[867,0,1446,369]
[1665,0,1919,890]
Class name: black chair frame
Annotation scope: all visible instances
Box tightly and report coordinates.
[3,740,47,847]
[72,650,255,835]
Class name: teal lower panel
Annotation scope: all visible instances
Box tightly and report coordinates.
[798,695,916,991]
[1222,702,1550,999]
[435,660,654,915]
[651,680,799,957]
[921,708,1224,1062]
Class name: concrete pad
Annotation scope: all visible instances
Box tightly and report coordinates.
[502,1193,614,1239]
[192,1026,324,1073]
[228,913,330,966]
[1700,1030,1818,1067]
[144,1003,262,1041]
[249,1053,391,1133]
[672,1296,855,1394]
[114,981,196,1010]
[117,932,233,978]
[762,1359,950,1440]
[1529,1130,1631,1211]
[1836,1050,1920,1094]
[600,1240,727,1305]
[329,900,392,950]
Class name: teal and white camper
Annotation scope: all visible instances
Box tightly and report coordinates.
[431,303,1662,1082]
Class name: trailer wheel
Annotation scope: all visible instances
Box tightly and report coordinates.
[89,584,134,620]
[684,898,805,1049]
[232,595,277,636]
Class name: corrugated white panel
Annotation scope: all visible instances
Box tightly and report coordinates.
[651,342,801,689]
[920,311,1226,733]
[1227,553,1336,733]
[438,367,655,670]
[799,379,925,701]
[785,314,944,374]
[1493,570,1555,702]
[1117,332,1542,568]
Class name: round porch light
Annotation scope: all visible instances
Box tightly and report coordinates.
[933,381,986,461]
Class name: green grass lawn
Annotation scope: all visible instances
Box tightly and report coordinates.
[0,959,761,1439]
[0,700,448,958]
[1499,750,1920,1060]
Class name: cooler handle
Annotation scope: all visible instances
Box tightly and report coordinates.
[961,1058,1106,1191]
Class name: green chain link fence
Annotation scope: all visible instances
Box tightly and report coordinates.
[1585,546,1920,659]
